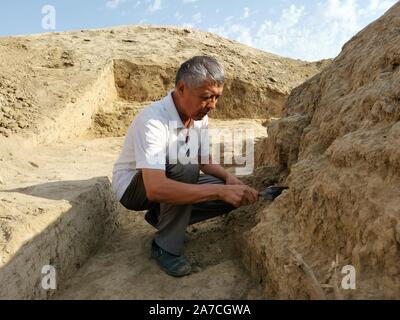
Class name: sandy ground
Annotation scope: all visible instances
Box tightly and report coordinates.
[54,212,264,300]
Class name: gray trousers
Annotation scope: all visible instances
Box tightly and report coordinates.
[120,163,236,255]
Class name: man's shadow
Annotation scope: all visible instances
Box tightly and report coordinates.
[4,178,106,202]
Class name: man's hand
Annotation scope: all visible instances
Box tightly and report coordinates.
[225,173,244,186]
[219,185,259,208]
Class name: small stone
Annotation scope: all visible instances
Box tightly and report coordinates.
[8,122,18,130]
[1,106,11,113]
[383,104,396,114]
[372,101,383,118]
[18,121,28,129]
[28,161,39,168]
[71,97,77,103]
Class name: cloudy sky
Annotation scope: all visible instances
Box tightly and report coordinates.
[0,0,397,61]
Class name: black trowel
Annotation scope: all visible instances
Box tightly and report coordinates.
[259,186,288,201]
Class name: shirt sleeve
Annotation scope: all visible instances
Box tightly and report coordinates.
[133,116,167,171]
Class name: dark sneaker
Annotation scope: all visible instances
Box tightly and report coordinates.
[151,240,192,277]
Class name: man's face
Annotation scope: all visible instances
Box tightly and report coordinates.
[179,80,224,121]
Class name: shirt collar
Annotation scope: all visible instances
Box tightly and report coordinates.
[163,90,185,129]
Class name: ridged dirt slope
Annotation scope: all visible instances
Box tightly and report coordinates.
[244,3,400,299]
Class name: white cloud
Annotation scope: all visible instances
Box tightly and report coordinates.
[182,22,194,28]
[183,0,198,3]
[148,0,162,12]
[324,0,358,33]
[243,7,250,19]
[368,0,397,10]
[358,0,397,16]
[209,23,254,47]
[282,4,305,28]
[208,0,398,61]
[106,0,126,9]
[192,12,202,24]
[175,11,183,20]
[253,1,357,60]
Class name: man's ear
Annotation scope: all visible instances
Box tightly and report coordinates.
[176,80,186,96]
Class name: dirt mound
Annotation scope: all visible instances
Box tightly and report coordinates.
[0,26,327,144]
[243,3,400,299]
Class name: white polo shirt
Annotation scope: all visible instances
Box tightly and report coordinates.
[112,91,210,201]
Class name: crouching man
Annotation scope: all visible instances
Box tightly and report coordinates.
[112,56,259,277]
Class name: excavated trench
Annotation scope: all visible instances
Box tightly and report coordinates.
[0,59,275,299]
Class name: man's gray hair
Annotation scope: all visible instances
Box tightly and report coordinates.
[175,56,225,89]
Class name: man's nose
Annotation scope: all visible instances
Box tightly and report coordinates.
[207,97,218,109]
